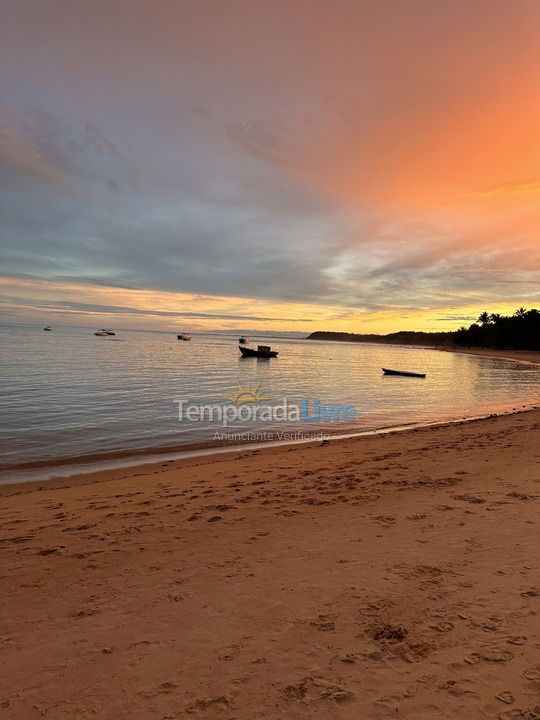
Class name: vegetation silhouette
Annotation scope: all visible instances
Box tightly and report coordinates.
[455,308,540,350]
[306,330,454,346]
[307,308,540,351]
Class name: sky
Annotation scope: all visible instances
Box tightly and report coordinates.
[1,0,539,333]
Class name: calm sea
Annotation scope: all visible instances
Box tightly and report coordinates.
[1,324,539,483]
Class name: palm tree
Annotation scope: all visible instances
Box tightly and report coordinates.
[478,311,490,325]
[456,307,540,350]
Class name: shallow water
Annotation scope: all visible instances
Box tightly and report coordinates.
[1,324,539,482]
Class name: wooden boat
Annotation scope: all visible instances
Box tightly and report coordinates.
[177,334,191,341]
[382,368,426,378]
[238,337,249,344]
[239,344,278,358]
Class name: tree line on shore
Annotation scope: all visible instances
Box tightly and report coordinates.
[454,308,540,350]
[306,308,540,350]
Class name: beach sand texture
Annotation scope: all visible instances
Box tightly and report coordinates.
[1,409,539,719]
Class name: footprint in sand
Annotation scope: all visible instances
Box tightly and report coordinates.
[506,636,527,645]
[521,666,540,681]
[497,706,540,719]
[70,607,100,619]
[429,621,454,633]
[520,588,539,597]
[184,695,235,712]
[496,691,515,705]
[281,676,354,704]
[465,647,515,664]
[37,547,63,556]
[309,615,336,632]
[438,679,477,697]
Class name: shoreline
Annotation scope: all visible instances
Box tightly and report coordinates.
[2,344,539,487]
[1,405,539,718]
[434,345,540,366]
[2,401,539,491]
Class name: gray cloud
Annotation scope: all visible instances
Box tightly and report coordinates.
[1,298,310,322]
[1,1,539,327]
[0,104,350,306]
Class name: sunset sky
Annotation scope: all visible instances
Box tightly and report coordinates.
[1,0,539,333]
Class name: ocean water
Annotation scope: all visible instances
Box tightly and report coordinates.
[1,324,539,482]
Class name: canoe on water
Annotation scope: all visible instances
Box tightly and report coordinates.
[382,368,426,378]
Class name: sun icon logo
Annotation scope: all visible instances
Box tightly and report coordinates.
[221,382,269,406]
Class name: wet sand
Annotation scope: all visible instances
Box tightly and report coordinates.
[1,408,539,719]
[437,347,540,366]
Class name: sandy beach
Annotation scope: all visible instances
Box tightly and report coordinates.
[1,406,539,719]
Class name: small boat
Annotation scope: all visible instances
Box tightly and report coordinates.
[239,344,278,358]
[177,334,191,341]
[102,329,116,336]
[238,337,249,344]
[95,331,108,336]
[43,326,53,331]
[382,368,426,378]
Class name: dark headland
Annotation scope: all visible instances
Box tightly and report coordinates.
[306,307,540,351]
[305,330,453,346]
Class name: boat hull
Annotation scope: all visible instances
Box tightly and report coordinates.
[382,368,426,378]
[239,346,278,358]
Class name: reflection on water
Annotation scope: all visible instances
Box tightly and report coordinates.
[1,325,539,473]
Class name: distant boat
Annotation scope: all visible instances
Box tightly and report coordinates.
[102,329,116,336]
[239,344,278,358]
[94,331,108,336]
[177,334,191,341]
[239,337,249,344]
[43,326,53,331]
[382,368,426,378]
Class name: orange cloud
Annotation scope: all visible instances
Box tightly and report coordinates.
[465,180,540,199]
